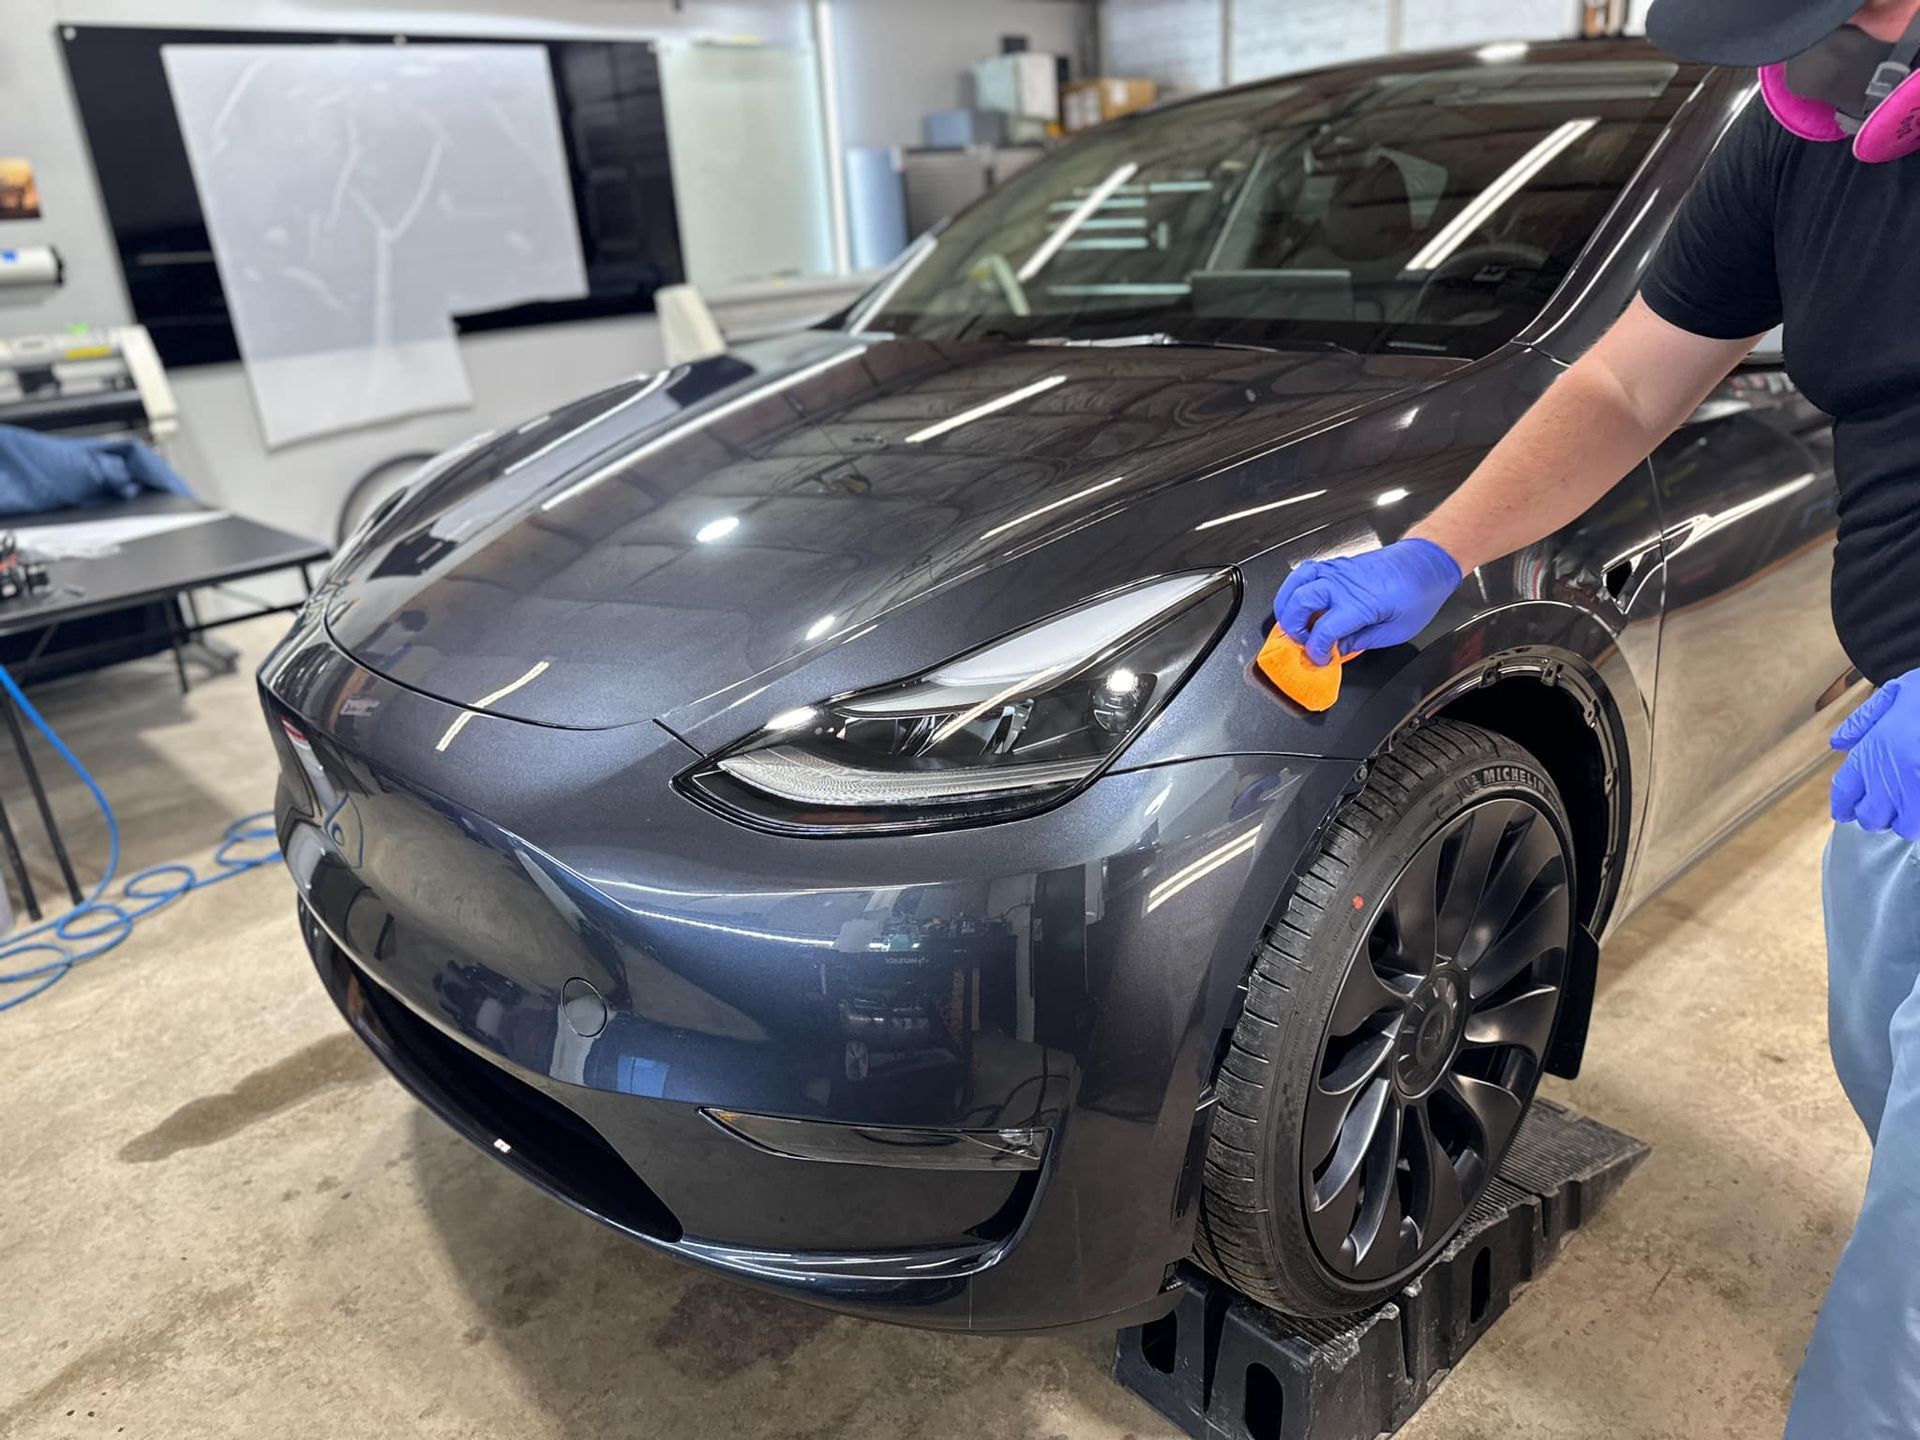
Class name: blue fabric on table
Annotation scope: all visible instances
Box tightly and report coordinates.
[0,425,192,516]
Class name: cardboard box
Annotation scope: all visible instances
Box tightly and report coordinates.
[1062,77,1159,133]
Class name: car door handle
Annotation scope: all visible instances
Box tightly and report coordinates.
[1601,546,1658,609]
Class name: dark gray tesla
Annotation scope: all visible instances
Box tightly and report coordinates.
[261,39,1855,1332]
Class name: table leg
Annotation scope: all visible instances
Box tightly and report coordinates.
[0,792,42,924]
[164,600,191,696]
[2,695,83,906]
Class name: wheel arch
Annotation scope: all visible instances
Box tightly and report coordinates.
[1274,602,1650,1079]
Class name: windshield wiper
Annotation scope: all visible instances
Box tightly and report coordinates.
[958,328,1364,358]
[1138,333,1363,358]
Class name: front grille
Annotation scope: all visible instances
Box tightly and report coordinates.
[323,934,683,1243]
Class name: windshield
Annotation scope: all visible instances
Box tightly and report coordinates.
[850,58,1689,359]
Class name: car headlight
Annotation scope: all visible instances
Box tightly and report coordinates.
[682,570,1238,834]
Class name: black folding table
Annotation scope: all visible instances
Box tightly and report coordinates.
[0,495,328,919]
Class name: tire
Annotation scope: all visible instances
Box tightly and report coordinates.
[1195,719,1575,1317]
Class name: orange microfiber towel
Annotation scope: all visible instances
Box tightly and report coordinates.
[1257,628,1353,713]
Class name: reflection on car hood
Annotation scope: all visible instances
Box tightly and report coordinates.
[320,330,1443,729]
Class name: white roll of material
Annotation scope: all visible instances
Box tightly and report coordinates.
[0,247,62,288]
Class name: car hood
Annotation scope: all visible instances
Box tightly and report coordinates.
[320,330,1443,729]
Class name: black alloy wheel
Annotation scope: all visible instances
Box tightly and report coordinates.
[1195,720,1576,1317]
[1303,798,1569,1283]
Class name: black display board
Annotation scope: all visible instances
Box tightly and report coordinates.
[60,24,687,369]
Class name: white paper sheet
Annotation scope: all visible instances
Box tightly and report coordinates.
[162,44,589,449]
[14,509,228,559]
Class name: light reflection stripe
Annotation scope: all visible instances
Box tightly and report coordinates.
[540,349,866,511]
[1193,490,1329,531]
[978,473,1129,541]
[1146,826,1261,914]
[1404,118,1598,274]
[506,370,671,475]
[434,660,552,752]
[623,907,836,949]
[1020,162,1140,282]
[903,374,1067,445]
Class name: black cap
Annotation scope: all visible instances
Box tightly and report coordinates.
[1645,0,1864,66]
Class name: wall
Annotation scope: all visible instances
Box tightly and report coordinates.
[1100,0,1221,92]
[828,0,1095,149]
[1100,0,1587,91]
[1,0,812,543]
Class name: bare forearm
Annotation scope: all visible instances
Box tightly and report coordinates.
[1407,297,1761,575]
[1408,363,1666,574]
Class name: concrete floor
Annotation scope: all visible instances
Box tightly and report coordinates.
[0,619,1869,1439]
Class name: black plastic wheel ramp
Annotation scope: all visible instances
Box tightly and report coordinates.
[1113,1098,1649,1440]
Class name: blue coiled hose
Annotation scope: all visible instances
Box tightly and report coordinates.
[0,660,279,1013]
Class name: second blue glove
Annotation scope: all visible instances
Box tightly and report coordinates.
[1832,673,1920,839]
[1273,538,1464,666]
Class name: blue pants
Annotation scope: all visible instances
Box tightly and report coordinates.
[1784,823,1920,1437]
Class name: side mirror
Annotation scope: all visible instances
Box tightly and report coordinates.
[1743,324,1785,368]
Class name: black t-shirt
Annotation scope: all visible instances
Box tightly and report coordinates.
[1642,100,1920,685]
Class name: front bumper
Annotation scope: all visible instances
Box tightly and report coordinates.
[263,617,1354,1331]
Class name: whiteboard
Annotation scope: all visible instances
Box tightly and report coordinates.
[1232,0,1393,82]
[1400,0,1582,52]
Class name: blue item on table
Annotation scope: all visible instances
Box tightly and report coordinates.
[0,424,191,516]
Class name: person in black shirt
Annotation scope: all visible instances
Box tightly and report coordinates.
[1272,1,1920,1434]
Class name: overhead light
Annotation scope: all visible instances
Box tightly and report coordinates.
[1375,488,1411,506]
[1477,41,1529,63]
[804,614,837,641]
[696,515,741,543]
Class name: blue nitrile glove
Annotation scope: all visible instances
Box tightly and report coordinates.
[0,424,191,514]
[1831,672,1920,839]
[1273,538,1464,666]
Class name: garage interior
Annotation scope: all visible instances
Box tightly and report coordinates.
[0,2,1871,1439]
